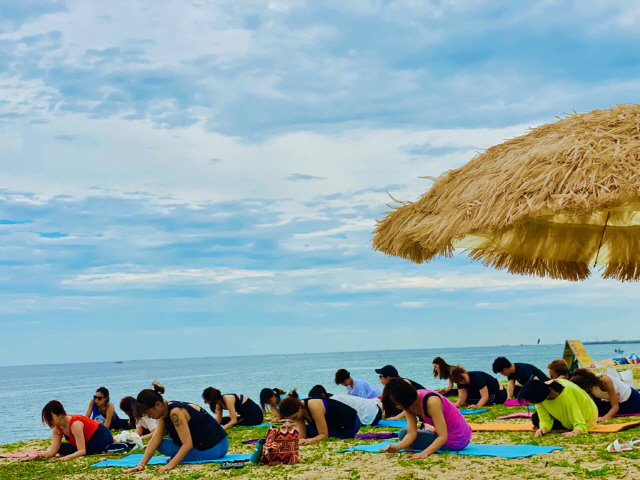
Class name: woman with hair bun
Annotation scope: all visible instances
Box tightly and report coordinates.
[123,383,228,473]
[202,387,263,429]
[259,387,286,421]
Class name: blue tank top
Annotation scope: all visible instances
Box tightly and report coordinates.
[91,403,121,425]
[91,404,106,424]
[165,401,227,450]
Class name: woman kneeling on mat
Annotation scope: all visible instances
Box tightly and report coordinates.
[432,357,457,396]
[30,400,113,461]
[260,387,287,421]
[278,395,361,444]
[203,387,264,428]
[380,378,471,459]
[570,368,640,422]
[123,384,228,473]
[519,379,597,437]
[450,366,507,407]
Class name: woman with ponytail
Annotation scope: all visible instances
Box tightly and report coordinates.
[123,382,228,473]
[259,387,286,421]
[202,387,263,429]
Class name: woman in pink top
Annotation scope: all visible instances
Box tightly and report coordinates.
[380,378,472,459]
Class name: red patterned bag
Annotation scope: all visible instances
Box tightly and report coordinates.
[261,420,300,465]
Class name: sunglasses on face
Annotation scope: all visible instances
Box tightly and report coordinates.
[93,395,105,400]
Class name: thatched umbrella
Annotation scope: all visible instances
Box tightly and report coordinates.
[373,104,640,282]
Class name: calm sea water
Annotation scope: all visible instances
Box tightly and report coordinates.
[1,343,638,445]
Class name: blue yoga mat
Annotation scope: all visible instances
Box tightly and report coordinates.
[459,408,490,415]
[340,441,563,458]
[370,419,408,428]
[90,453,251,468]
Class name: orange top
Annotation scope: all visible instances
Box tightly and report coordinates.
[57,415,100,446]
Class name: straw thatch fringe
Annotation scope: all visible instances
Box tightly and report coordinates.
[468,251,591,282]
[372,104,640,281]
[602,262,640,282]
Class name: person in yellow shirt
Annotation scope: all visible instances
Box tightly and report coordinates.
[518,379,597,437]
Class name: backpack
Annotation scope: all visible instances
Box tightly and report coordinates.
[260,421,300,465]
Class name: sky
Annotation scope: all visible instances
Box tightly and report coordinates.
[2,1,640,366]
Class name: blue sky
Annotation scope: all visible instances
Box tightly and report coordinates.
[2,1,640,366]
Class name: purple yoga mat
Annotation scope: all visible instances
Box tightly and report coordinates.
[243,432,399,444]
[356,432,398,440]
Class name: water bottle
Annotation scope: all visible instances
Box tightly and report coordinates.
[249,439,266,464]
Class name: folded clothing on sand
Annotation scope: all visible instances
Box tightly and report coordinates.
[90,453,251,468]
[339,441,563,458]
[468,420,640,433]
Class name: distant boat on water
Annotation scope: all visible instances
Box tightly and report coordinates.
[115,361,123,364]
[614,348,624,354]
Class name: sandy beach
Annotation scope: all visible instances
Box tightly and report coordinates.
[3,371,640,480]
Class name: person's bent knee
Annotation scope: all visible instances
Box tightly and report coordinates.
[398,428,408,441]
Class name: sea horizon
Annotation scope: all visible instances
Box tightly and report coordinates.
[4,338,638,369]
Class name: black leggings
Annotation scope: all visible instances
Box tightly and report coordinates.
[108,416,131,431]
[531,412,566,431]
[59,424,113,456]
[468,389,508,405]
[222,399,264,426]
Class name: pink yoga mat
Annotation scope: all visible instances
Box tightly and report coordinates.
[0,452,46,458]
[504,399,531,406]
[500,412,533,419]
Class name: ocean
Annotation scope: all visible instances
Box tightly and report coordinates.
[1,342,638,445]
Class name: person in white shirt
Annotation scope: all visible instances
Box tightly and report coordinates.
[308,384,383,425]
[334,369,381,399]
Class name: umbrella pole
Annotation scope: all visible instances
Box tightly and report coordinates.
[593,211,611,266]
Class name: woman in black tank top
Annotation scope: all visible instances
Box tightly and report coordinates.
[278,396,361,444]
[123,386,228,474]
[202,387,264,428]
